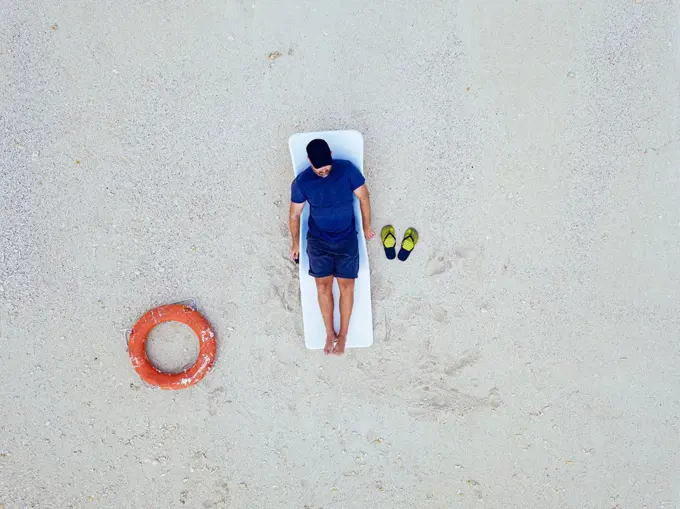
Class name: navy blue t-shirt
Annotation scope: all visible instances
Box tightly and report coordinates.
[291,159,365,241]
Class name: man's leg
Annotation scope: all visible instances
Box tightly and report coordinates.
[334,277,355,355]
[333,234,360,355]
[307,236,336,354]
[314,276,336,354]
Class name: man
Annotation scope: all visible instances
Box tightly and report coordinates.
[289,138,375,355]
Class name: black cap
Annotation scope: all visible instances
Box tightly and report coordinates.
[306,139,332,168]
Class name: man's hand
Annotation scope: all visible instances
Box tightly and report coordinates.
[291,242,300,262]
[364,226,376,240]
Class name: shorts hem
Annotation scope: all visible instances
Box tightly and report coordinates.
[309,271,333,279]
[334,272,358,279]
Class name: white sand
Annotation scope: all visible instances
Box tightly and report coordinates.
[1,1,679,507]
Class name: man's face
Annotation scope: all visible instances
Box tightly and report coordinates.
[312,164,332,178]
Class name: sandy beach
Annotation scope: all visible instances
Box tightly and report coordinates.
[1,1,679,507]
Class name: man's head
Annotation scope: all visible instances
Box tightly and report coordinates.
[306,138,332,177]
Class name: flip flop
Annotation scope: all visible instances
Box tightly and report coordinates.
[381,225,397,260]
[397,228,419,261]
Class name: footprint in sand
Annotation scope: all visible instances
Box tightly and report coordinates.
[467,479,484,500]
[426,247,481,276]
[373,310,390,342]
[268,263,299,312]
[208,387,226,416]
[454,246,480,261]
[430,304,448,323]
[426,252,452,276]
[373,280,393,301]
[487,387,502,408]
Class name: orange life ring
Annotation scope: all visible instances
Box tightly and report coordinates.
[128,304,216,390]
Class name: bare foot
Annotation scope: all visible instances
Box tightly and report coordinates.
[324,333,336,355]
[333,334,347,355]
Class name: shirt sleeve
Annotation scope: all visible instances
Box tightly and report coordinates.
[347,163,366,191]
[291,178,306,203]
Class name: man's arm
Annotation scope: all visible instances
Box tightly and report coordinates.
[353,184,375,240]
[289,201,305,260]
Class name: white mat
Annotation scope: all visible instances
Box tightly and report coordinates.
[288,130,374,350]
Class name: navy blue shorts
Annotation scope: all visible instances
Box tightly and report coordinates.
[307,233,359,279]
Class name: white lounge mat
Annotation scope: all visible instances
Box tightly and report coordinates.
[288,130,374,350]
